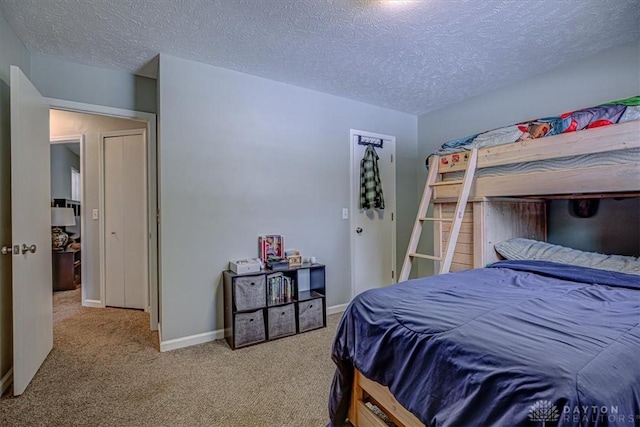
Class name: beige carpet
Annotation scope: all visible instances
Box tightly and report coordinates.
[0,289,342,426]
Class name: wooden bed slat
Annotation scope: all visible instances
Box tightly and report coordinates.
[354,370,425,427]
[355,401,388,427]
[440,203,472,214]
[441,221,473,234]
[441,241,473,255]
[442,231,473,244]
[450,262,470,272]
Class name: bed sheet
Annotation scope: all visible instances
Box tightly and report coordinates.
[328,261,640,426]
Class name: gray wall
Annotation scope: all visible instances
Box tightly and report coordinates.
[417,41,640,275]
[50,145,80,200]
[30,55,157,114]
[158,54,418,341]
[0,10,31,390]
[50,109,147,302]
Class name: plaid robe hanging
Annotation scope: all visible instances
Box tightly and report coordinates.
[359,145,385,210]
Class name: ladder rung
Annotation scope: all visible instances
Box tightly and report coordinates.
[409,253,442,261]
[430,180,464,187]
[419,217,453,222]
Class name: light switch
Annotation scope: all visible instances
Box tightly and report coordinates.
[342,208,349,219]
[92,209,99,220]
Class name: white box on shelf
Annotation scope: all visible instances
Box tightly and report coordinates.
[229,258,262,274]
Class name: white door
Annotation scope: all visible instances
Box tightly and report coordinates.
[9,66,53,395]
[350,130,396,297]
[104,133,147,309]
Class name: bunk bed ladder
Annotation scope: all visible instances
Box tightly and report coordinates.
[399,148,478,281]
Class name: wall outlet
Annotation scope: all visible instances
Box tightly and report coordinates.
[342,208,349,219]
[92,209,99,220]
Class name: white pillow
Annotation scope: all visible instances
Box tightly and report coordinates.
[494,238,640,276]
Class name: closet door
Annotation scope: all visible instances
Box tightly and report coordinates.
[104,134,147,309]
[105,137,125,307]
[122,135,147,308]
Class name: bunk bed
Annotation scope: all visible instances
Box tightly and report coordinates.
[432,97,640,271]
[328,97,640,427]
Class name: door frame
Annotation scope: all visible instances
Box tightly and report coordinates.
[46,98,159,331]
[50,134,89,305]
[349,129,397,298]
[100,129,149,311]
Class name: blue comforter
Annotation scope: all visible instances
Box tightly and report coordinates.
[328,261,640,426]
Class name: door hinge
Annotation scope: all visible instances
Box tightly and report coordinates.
[391,212,394,221]
[156,209,160,224]
[392,270,394,279]
[391,154,394,163]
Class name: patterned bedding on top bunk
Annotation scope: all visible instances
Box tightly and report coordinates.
[428,95,640,166]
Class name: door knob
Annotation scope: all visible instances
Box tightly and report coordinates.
[21,244,37,254]
[355,227,363,234]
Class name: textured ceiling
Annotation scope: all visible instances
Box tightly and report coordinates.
[1,0,638,114]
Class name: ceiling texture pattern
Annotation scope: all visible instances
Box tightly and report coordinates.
[1,0,638,114]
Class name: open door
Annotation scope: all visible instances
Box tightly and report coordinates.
[10,66,52,395]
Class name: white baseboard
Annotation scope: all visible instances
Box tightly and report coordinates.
[159,302,348,352]
[82,299,102,308]
[160,328,224,352]
[1,368,13,395]
[327,303,348,315]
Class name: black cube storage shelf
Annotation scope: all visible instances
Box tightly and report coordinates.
[223,264,327,350]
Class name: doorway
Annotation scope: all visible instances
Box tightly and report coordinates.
[48,104,158,330]
[349,129,397,297]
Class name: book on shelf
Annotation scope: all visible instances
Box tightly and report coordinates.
[266,272,294,304]
[283,276,294,301]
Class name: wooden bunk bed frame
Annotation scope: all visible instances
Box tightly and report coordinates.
[433,120,639,200]
[346,120,640,427]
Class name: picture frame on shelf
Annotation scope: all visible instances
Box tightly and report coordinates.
[286,255,302,267]
[258,235,285,262]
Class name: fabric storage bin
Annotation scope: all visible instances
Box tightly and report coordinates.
[267,303,296,339]
[298,298,324,332]
[234,310,266,347]
[233,275,266,311]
